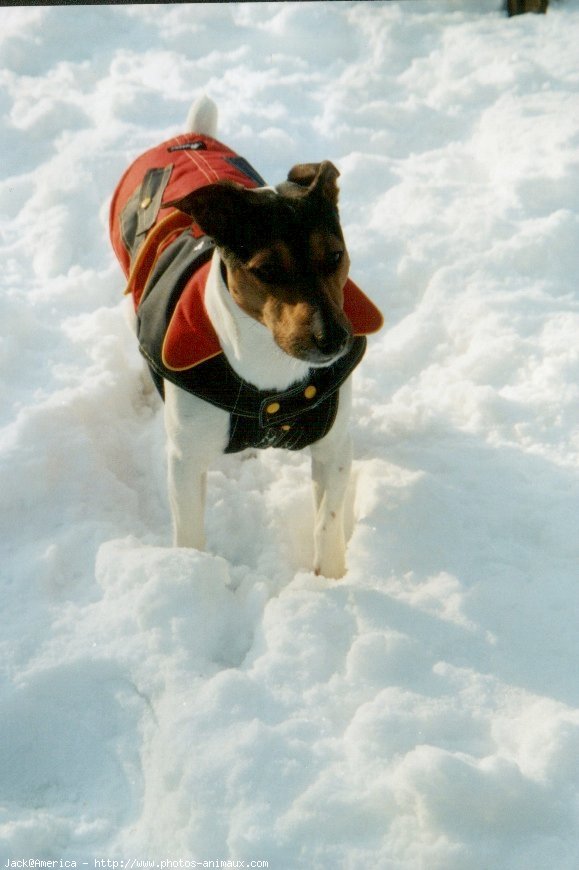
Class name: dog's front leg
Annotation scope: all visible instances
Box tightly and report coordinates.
[164,383,229,549]
[310,380,353,579]
[167,444,208,549]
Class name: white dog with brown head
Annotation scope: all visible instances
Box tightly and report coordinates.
[110,96,382,578]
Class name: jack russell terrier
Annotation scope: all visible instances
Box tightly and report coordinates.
[110,96,382,578]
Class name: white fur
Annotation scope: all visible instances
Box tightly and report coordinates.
[185,94,218,138]
[161,98,353,578]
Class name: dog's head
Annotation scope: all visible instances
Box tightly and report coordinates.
[167,161,353,366]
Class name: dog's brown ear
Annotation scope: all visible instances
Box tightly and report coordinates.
[165,182,254,252]
[287,161,340,206]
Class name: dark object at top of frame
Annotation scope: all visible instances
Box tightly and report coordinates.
[506,0,549,15]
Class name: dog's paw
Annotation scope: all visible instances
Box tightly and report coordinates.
[313,556,347,581]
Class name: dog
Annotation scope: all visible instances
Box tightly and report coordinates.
[110,96,382,578]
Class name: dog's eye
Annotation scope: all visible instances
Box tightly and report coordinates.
[252,263,285,284]
[326,250,344,271]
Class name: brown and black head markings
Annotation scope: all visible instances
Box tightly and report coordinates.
[168,161,353,365]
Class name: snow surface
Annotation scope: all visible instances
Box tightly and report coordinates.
[1,1,579,866]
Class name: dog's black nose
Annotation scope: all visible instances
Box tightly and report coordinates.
[313,322,351,358]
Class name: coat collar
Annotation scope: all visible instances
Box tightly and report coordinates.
[162,253,384,372]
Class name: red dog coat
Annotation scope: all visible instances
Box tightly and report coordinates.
[110,133,383,452]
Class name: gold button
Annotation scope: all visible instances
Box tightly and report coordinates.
[266,402,280,415]
[304,385,317,400]
[281,424,291,431]
[140,196,152,209]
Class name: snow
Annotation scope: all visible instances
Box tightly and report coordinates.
[1,1,579,866]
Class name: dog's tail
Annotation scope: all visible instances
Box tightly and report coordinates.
[185,94,218,138]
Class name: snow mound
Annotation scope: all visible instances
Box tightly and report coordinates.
[1,1,579,866]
